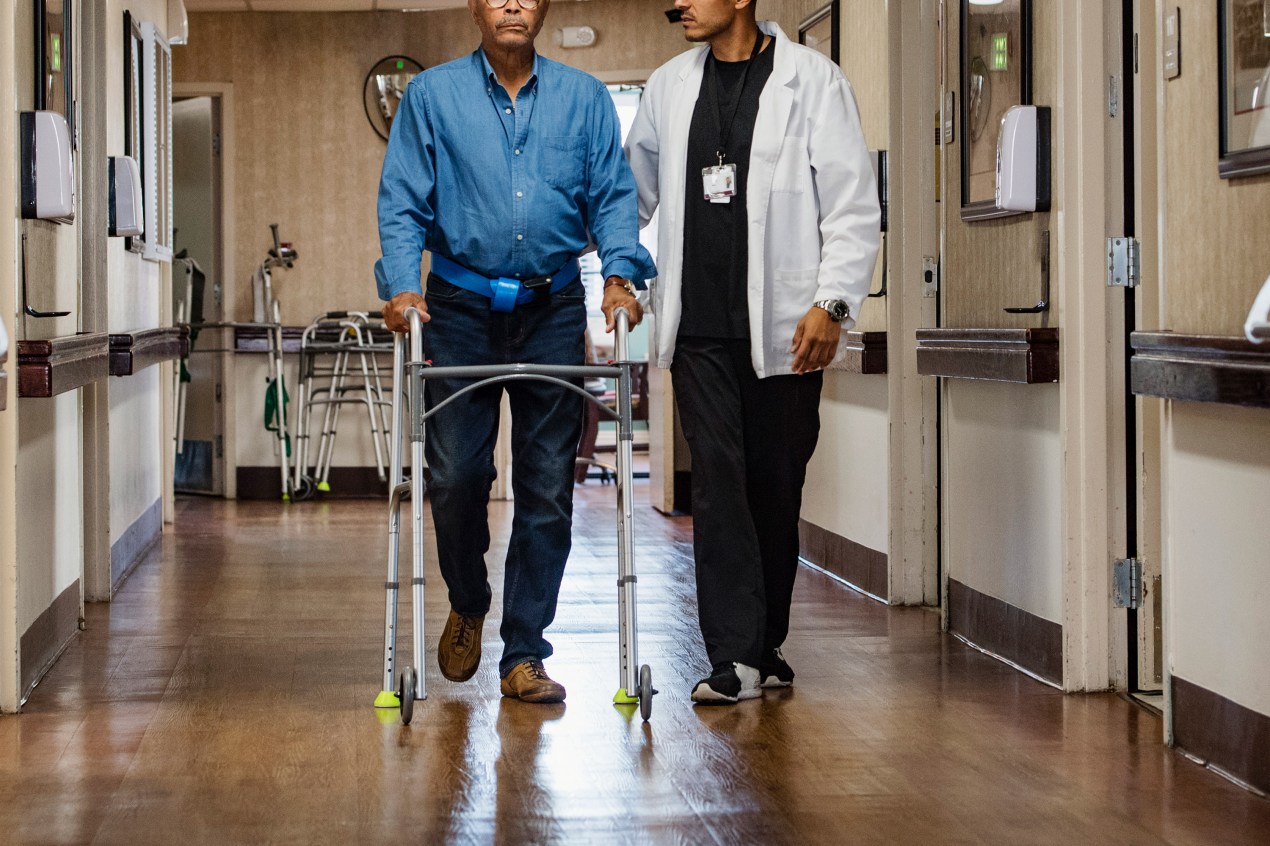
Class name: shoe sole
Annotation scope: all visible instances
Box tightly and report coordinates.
[502,689,566,704]
[760,677,793,689]
[439,663,480,683]
[691,684,761,705]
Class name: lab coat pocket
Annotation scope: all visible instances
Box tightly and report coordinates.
[542,135,586,191]
[772,137,810,193]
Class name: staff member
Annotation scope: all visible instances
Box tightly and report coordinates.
[625,0,880,704]
[377,0,651,704]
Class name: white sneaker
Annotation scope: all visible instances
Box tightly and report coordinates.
[691,662,762,704]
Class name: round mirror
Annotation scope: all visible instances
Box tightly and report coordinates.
[363,55,424,141]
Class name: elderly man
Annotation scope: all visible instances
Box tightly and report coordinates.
[376,0,651,704]
[625,0,880,704]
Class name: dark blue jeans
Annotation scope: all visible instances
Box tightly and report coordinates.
[422,272,585,677]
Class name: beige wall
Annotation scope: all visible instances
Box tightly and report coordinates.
[801,0,892,568]
[105,0,171,550]
[1166,403,1270,716]
[1161,1,1270,334]
[173,3,692,324]
[945,380,1063,623]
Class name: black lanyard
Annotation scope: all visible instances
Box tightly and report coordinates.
[707,31,765,166]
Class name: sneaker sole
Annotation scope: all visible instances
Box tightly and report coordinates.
[760,677,793,689]
[691,684,761,704]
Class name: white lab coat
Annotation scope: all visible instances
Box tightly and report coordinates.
[625,21,881,378]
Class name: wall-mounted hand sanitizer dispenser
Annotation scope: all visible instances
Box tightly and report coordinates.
[1246,273,1270,343]
[20,111,76,222]
[995,105,1051,213]
[109,156,145,237]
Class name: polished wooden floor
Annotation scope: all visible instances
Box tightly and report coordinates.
[2,485,1267,845]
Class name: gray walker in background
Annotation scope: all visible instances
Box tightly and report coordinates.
[375,306,656,723]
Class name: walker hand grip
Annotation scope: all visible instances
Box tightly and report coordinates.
[270,223,281,256]
[613,307,631,363]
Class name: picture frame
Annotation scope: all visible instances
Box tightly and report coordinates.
[959,0,1033,221]
[142,21,174,262]
[124,11,146,254]
[34,0,74,148]
[799,1,840,65]
[1218,0,1270,178]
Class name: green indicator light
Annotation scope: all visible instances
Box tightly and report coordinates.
[50,35,62,72]
[396,60,404,70]
[991,34,1008,71]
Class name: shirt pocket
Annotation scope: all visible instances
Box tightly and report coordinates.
[772,137,810,193]
[542,135,587,191]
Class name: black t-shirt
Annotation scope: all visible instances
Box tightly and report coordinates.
[679,38,776,339]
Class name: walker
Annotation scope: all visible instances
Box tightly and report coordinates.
[375,306,655,723]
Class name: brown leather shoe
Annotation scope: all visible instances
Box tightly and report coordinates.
[437,609,484,682]
[500,660,567,703]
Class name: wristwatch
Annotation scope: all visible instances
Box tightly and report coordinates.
[604,277,637,296]
[813,299,850,322]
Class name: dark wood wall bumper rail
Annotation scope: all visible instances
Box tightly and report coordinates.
[17,333,111,398]
[1130,332,1270,409]
[110,326,191,377]
[838,331,888,375]
[915,328,1060,384]
[234,325,306,354]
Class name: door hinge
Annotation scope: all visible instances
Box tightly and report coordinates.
[1113,557,1142,609]
[1108,75,1120,118]
[215,434,224,459]
[215,382,223,402]
[1106,237,1140,288]
[212,133,222,157]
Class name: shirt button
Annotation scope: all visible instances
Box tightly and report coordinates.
[516,234,524,241]
[514,149,522,155]
[516,191,523,198]
[505,108,512,114]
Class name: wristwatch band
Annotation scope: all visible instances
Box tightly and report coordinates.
[604,277,637,296]
[813,299,850,322]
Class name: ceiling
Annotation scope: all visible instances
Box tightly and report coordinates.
[183,0,595,11]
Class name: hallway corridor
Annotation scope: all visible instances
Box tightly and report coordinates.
[1,487,1266,845]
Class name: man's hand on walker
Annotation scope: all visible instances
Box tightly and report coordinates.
[790,307,841,374]
[601,277,643,332]
[383,292,429,333]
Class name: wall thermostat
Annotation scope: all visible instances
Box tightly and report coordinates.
[554,26,597,49]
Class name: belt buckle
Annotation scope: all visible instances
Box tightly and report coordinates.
[490,277,521,313]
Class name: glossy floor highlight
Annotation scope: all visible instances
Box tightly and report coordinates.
[1,487,1267,844]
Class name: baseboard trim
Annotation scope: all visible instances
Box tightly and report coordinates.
[236,466,389,500]
[20,580,81,701]
[947,578,1062,685]
[798,518,888,600]
[1172,675,1270,796]
[110,497,163,594]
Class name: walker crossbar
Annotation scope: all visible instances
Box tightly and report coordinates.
[376,305,654,723]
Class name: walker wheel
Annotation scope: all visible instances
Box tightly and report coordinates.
[293,476,315,502]
[639,664,654,722]
[399,666,416,725]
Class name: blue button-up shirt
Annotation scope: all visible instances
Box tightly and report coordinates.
[375,49,655,300]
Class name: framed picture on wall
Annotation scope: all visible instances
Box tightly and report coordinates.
[1218,0,1270,178]
[959,0,1032,221]
[142,21,174,262]
[124,11,146,254]
[799,1,840,65]
[34,0,74,148]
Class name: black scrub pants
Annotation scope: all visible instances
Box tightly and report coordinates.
[670,336,823,670]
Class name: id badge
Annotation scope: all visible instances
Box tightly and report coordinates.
[702,163,737,204]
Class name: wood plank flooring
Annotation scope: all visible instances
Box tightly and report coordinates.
[2,485,1268,844]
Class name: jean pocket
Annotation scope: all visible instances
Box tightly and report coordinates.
[425,272,467,301]
[552,278,586,303]
[542,135,586,190]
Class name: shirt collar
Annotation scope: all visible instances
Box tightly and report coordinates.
[476,47,540,94]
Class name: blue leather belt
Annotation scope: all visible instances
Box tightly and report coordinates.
[430,254,580,314]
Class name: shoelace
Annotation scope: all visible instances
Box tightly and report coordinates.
[525,660,549,680]
[453,616,477,649]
